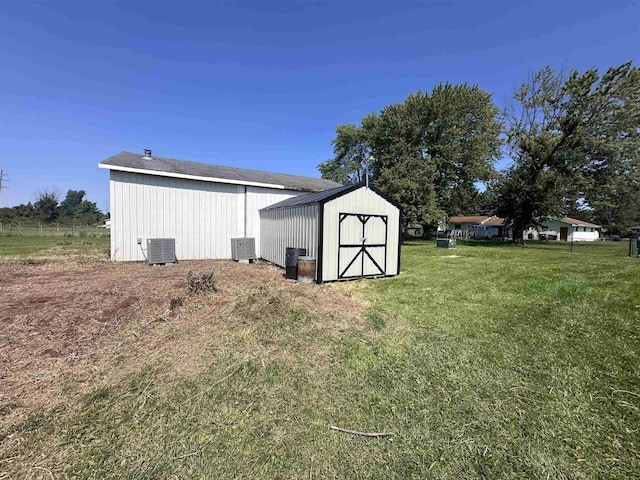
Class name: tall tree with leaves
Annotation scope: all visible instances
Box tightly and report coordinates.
[319,83,502,231]
[60,189,87,218]
[318,124,371,185]
[58,189,103,224]
[494,62,640,240]
[364,97,442,228]
[34,190,59,223]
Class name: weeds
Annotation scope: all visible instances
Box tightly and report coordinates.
[234,286,295,322]
[186,270,217,295]
[169,296,184,311]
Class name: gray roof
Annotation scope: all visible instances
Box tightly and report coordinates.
[261,182,402,211]
[99,151,341,192]
[261,184,356,211]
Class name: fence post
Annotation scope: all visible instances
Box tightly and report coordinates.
[40,223,43,237]
[629,237,633,257]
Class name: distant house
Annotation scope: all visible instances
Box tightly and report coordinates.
[448,215,510,239]
[524,217,601,242]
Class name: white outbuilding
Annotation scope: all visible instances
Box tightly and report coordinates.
[98,150,340,261]
[523,217,601,242]
[260,182,402,283]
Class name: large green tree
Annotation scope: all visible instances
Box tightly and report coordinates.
[319,83,502,231]
[33,190,59,223]
[494,62,640,240]
[59,189,103,224]
[60,189,87,217]
[318,124,371,185]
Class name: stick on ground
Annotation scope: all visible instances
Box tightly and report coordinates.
[330,425,395,437]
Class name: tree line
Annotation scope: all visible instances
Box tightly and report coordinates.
[319,62,640,239]
[0,189,106,225]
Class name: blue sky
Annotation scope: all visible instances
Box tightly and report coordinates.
[0,0,638,210]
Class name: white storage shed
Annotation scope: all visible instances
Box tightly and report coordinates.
[98,150,340,261]
[260,183,402,283]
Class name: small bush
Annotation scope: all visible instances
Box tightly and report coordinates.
[169,296,184,310]
[186,270,217,295]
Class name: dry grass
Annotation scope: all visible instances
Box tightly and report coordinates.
[0,257,364,431]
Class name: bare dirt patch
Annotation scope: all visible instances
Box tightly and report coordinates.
[0,258,364,424]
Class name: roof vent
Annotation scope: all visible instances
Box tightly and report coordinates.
[142,149,153,160]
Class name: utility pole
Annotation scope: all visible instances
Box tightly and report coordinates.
[0,169,6,206]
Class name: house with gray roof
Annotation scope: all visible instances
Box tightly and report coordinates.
[99,150,340,261]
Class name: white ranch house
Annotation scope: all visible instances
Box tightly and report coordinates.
[524,217,601,241]
[448,215,601,241]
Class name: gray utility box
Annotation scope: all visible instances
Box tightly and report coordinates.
[231,238,256,261]
[436,238,456,249]
[147,238,177,264]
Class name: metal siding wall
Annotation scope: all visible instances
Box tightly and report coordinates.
[246,187,301,257]
[109,171,117,259]
[110,171,243,261]
[259,205,318,268]
[108,172,312,261]
[322,187,400,281]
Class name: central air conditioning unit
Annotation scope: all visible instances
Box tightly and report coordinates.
[146,238,177,265]
[231,237,256,261]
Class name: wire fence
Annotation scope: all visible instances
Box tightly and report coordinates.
[523,239,631,257]
[0,221,110,238]
[455,238,633,257]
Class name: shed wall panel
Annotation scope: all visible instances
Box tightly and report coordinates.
[246,187,301,257]
[260,205,319,269]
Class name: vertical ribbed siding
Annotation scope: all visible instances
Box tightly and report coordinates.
[110,170,240,261]
[259,204,319,269]
[109,171,307,261]
[245,186,301,257]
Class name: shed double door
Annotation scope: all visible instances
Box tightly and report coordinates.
[337,213,387,279]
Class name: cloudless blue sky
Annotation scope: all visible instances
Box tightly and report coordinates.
[0,0,638,210]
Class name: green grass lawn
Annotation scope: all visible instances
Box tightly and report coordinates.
[2,240,639,478]
[0,235,110,256]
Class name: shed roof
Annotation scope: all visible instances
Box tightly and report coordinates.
[260,182,402,211]
[99,151,341,192]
